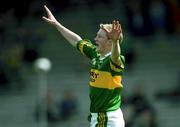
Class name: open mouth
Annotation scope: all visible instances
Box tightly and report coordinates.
[94,42,99,47]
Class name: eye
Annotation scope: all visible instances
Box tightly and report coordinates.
[97,35,102,38]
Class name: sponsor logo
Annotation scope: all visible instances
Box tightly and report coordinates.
[90,70,99,82]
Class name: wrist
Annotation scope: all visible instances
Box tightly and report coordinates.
[55,22,61,27]
[110,39,119,44]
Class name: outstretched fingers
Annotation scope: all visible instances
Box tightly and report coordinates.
[42,5,58,25]
[113,20,119,30]
[112,20,123,42]
[44,5,52,17]
[42,16,51,22]
[112,20,116,30]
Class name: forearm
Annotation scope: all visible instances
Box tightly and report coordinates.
[111,40,121,65]
[55,22,82,47]
[42,5,82,47]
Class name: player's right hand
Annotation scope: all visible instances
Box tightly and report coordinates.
[42,5,58,26]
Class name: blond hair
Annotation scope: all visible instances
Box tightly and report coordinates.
[100,24,112,32]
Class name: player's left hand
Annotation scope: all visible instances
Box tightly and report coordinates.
[102,20,123,43]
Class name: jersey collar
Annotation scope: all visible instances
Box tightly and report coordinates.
[100,52,111,60]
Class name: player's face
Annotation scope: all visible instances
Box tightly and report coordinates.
[94,29,109,54]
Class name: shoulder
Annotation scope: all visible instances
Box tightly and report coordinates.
[78,39,94,45]
[77,39,96,49]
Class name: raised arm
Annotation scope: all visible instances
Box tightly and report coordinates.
[102,20,124,66]
[42,5,82,47]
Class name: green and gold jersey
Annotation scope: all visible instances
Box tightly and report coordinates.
[77,39,125,113]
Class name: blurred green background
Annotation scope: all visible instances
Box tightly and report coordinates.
[0,0,179,127]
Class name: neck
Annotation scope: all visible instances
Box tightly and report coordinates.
[100,45,111,57]
[99,41,112,58]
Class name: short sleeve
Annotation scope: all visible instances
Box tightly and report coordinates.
[76,39,98,59]
[110,55,125,73]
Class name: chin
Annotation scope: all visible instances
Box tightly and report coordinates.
[96,47,100,52]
